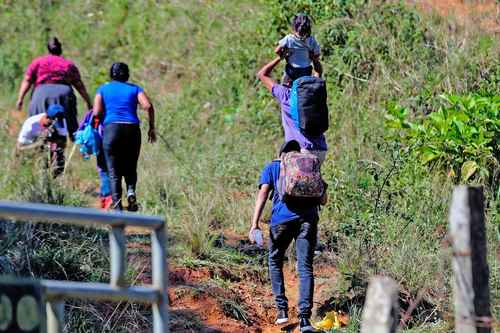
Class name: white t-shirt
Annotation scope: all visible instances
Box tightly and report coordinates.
[17,114,68,145]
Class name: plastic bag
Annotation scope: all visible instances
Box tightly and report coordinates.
[314,311,349,330]
[74,124,102,159]
[251,229,264,248]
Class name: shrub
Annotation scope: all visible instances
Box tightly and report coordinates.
[386,95,500,186]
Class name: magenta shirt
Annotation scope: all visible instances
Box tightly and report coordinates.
[272,84,327,151]
[25,55,81,87]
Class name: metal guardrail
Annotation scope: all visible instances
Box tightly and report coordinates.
[0,201,169,333]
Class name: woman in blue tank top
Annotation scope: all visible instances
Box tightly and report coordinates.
[93,62,156,211]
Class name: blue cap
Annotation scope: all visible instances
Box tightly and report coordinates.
[47,104,65,119]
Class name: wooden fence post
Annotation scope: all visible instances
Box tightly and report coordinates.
[449,186,491,333]
[361,276,399,333]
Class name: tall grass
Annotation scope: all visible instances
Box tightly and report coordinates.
[0,0,498,331]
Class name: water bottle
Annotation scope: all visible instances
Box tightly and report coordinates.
[252,229,264,248]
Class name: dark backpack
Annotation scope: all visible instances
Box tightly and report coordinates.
[290,76,329,136]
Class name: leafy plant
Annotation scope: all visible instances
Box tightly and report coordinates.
[386,94,500,185]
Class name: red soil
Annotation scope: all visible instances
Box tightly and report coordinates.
[127,229,337,332]
[167,261,338,332]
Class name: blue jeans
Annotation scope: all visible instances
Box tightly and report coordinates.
[268,218,318,318]
[96,149,110,197]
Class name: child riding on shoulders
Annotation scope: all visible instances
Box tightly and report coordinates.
[275,13,323,83]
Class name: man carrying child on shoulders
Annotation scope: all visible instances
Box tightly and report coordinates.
[253,14,330,331]
[256,57,328,163]
[249,140,327,333]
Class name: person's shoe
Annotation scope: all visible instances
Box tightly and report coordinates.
[275,309,289,325]
[314,242,324,256]
[299,316,318,332]
[127,190,138,212]
[102,195,113,210]
[99,197,106,209]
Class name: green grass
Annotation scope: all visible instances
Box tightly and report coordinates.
[0,0,498,331]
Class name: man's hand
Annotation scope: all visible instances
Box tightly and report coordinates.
[256,57,282,92]
[248,225,261,243]
[249,184,270,243]
[276,46,290,60]
[148,127,157,143]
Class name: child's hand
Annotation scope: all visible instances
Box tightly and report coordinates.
[275,46,289,60]
[92,115,100,129]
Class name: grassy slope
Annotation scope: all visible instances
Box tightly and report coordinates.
[0,0,498,331]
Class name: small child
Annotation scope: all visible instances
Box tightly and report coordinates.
[275,14,323,83]
[76,111,112,209]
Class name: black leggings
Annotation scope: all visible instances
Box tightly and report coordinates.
[103,123,141,208]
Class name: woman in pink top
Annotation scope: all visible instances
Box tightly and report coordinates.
[16,37,92,140]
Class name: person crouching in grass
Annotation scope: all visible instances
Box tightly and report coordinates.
[16,104,68,177]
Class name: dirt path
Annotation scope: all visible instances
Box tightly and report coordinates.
[167,261,337,333]
[125,228,338,332]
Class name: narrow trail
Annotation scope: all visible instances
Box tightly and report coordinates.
[124,228,338,332]
[261,265,339,333]
[167,260,338,333]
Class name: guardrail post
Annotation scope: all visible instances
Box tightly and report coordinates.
[46,300,64,333]
[152,224,169,333]
[110,225,127,287]
[449,186,491,333]
[361,276,399,333]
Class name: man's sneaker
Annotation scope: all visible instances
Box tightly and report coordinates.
[314,233,324,256]
[299,316,318,332]
[314,242,324,256]
[275,309,289,325]
[127,190,138,212]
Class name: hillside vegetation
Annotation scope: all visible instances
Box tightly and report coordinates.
[0,0,498,332]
